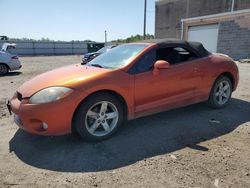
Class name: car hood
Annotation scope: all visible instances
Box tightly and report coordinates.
[17,64,111,98]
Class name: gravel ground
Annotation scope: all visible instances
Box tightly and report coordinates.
[0,56,249,188]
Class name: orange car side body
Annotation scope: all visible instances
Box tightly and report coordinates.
[10,43,239,136]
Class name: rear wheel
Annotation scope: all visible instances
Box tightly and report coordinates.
[0,64,8,75]
[207,76,232,108]
[73,93,124,141]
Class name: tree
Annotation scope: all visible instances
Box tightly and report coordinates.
[112,34,154,44]
[40,37,51,42]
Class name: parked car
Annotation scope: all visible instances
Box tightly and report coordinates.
[7,39,239,141]
[82,45,117,63]
[0,43,22,75]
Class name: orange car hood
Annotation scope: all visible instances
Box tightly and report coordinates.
[17,64,111,98]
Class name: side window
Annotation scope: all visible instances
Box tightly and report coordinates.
[134,49,156,73]
[173,47,198,63]
[156,47,199,65]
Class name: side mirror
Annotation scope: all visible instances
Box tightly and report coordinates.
[153,60,170,75]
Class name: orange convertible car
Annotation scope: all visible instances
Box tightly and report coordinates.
[7,39,239,141]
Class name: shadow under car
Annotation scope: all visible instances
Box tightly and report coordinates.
[9,98,250,172]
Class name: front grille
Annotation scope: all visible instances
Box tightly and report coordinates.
[16,92,23,101]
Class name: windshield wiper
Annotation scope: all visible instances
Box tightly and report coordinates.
[90,64,103,68]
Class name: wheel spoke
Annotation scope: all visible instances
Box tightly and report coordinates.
[218,95,223,104]
[222,92,228,98]
[100,102,108,113]
[219,82,223,90]
[86,110,98,119]
[106,112,118,119]
[215,92,220,96]
[89,121,100,133]
[101,121,110,131]
[223,84,229,91]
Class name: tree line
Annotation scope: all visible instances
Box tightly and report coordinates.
[112,34,154,43]
[4,34,154,43]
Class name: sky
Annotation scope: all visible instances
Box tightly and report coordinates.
[0,0,155,42]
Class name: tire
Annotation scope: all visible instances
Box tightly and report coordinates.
[0,64,8,76]
[207,76,232,108]
[73,93,124,141]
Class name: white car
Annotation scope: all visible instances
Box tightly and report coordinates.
[0,43,22,75]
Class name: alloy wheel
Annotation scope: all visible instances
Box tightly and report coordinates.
[215,80,231,105]
[85,101,119,137]
[0,64,8,75]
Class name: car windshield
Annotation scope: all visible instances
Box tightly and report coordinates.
[88,44,148,69]
[96,46,112,53]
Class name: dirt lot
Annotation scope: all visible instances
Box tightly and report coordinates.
[0,56,249,188]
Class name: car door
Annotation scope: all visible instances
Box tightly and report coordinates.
[133,46,202,117]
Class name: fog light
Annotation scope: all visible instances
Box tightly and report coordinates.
[42,122,48,130]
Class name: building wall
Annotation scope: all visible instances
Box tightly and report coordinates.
[181,10,250,59]
[155,0,250,59]
[234,0,250,10]
[155,0,250,39]
[217,15,250,59]
[155,0,187,39]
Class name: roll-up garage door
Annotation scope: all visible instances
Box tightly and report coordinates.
[188,24,219,53]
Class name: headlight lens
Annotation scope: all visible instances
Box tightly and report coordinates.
[29,87,73,104]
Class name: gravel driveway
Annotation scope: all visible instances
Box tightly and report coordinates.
[0,56,249,188]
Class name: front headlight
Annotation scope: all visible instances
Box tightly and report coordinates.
[29,87,73,104]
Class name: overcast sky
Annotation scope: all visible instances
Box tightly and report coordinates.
[0,0,155,42]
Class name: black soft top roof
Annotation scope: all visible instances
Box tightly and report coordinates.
[139,38,210,57]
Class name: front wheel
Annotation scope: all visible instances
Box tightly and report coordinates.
[207,76,232,108]
[73,93,124,141]
[0,64,8,75]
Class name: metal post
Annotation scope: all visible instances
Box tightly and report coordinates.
[143,0,147,39]
[32,41,35,56]
[181,20,184,40]
[104,30,107,44]
[231,0,235,12]
[53,41,55,55]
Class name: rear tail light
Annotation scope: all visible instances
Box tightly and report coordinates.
[11,56,18,60]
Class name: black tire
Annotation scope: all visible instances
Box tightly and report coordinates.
[207,76,232,108]
[0,64,8,76]
[73,93,124,141]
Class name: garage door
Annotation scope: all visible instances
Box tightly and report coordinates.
[188,24,219,53]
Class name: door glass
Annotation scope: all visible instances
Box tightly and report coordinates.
[156,47,198,65]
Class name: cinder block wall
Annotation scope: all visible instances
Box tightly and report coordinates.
[155,0,250,39]
[155,0,233,39]
[155,0,250,59]
[217,15,250,59]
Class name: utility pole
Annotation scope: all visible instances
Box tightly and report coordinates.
[104,30,107,44]
[143,0,147,39]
